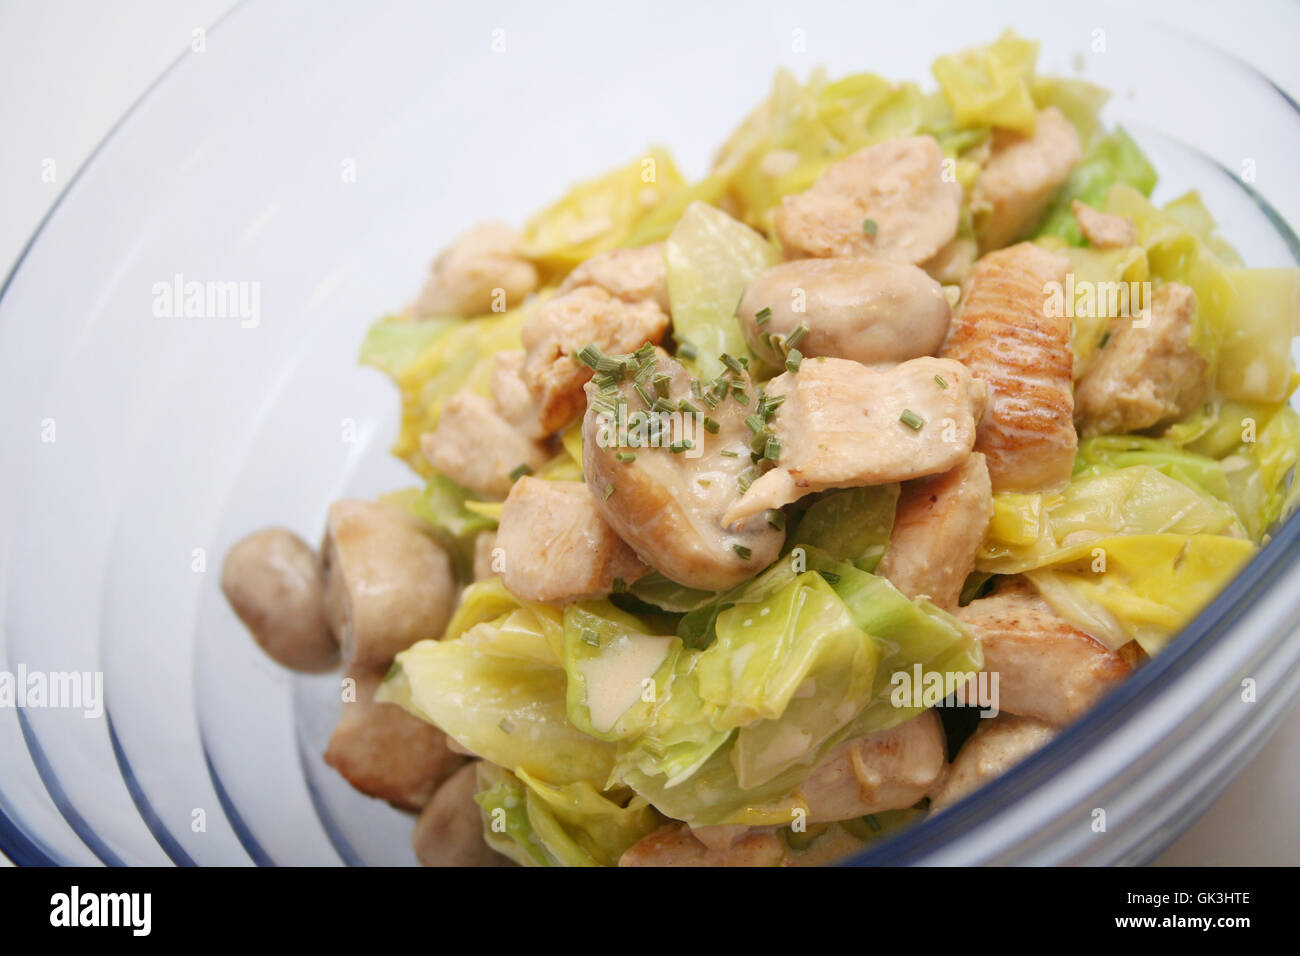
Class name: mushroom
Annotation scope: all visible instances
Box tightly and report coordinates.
[411,762,512,867]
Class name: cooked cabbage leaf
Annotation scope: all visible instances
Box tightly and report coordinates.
[1035,128,1157,245]
[790,485,900,572]
[931,30,1040,135]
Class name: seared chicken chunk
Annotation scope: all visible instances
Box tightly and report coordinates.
[324,670,465,811]
[972,108,1081,250]
[929,714,1056,811]
[558,242,670,313]
[955,578,1140,725]
[1074,283,1208,438]
[582,350,785,591]
[940,242,1075,492]
[1072,200,1137,249]
[490,350,547,440]
[496,477,647,602]
[322,500,456,670]
[877,453,994,609]
[738,257,951,368]
[799,711,947,823]
[723,356,987,526]
[421,392,551,499]
[521,286,670,434]
[620,823,786,867]
[411,762,510,867]
[774,136,962,265]
[412,221,539,318]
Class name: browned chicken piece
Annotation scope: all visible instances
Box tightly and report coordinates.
[496,477,647,602]
[922,236,979,285]
[1071,200,1137,248]
[737,257,951,368]
[324,670,465,812]
[940,242,1075,492]
[877,453,994,609]
[421,392,551,499]
[490,350,548,440]
[798,711,947,823]
[929,713,1056,811]
[774,136,962,265]
[723,356,987,526]
[619,822,787,867]
[1074,283,1208,438]
[472,529,499,581]
[557,242,670,313]
[322,500,456,670]
[972,108,1082,250]
[521,286,670,434]
[583,350,785,591]
[411,221,539,318]
[411,763,511,867]
[955,578,1141,725]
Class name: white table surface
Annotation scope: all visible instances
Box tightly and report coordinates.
[1,0,1296,867]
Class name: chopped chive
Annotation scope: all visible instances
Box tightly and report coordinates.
[785,348,803,373]
[1099,330,1112,348]
[633,381,654,409]
[737,466,757,493]
[498,718,516,734]
[653,397,677,415]
[934,373,948,389]
[616,451,637,463]
[703,417,720,434]
[653,373,672,397]
[634,341,656,363]
[755,306,772,325]
[759,393,786,420]
[862,218,878,237]
[595,355,625,375]
[603,483,615,500]
[576,344,604,369]
[678,399,701,414]
[899,409,926,431]
[690,379,704,400]
[864,814,882,832]
[745,413,765,434]
[818,570,840,586]
[508,463,533,481]
[669,439,693,454]
[721,353,746,376]
[733,544,753,560]
[766,509,786,531]
[785,323,809,349]
[764,437,781,460]
[581,628,600,647]
[677,341,698,361]
[731,384,750,405]
[720,449,739,458]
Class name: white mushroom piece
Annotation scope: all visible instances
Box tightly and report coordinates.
[737,257,952,369]
[324,670,465,812]
[221,527,338,672]
[411,221,539,318]
[322,499,456,671]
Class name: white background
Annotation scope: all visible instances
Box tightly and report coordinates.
[0,0,1296,866]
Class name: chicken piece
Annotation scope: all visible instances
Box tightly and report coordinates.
[1071,200,1137,249]
[940,242,1075,493]
[421,392,551,499]
[472,530,499,581]
[774,136,962,265]
[583,350,786,591]
[496,477,647,602]
[324,670,465,811]
[521,286,670,434]
[723,356,987,526]
[972,108,1081,250]
[1074,283,1208,438]
[412,221,539,318]
[619,823,787,867]
[877,453,993,609]
[490,350,547,440]
[922,236,979,285]
[799,711,947,823]
[322,500,456,670]
[955,578,1141,726]
[411,763,511,867]
[737,257,951,368]
[558,242,670,313]
[929,714,1056,811]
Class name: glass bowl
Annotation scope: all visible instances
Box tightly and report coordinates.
[2,0,1298,866]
